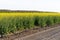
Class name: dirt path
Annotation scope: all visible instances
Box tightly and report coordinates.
[15,26,60,40]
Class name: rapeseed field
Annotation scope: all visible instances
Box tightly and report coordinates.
[0,12,60,37]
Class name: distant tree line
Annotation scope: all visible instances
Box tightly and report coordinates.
[0,9,57,13]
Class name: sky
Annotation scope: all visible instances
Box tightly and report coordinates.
[0,0,60,12]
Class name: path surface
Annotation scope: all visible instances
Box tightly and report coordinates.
[15,26,60,40]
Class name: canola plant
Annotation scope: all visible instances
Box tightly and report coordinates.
[0,13,60,37]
